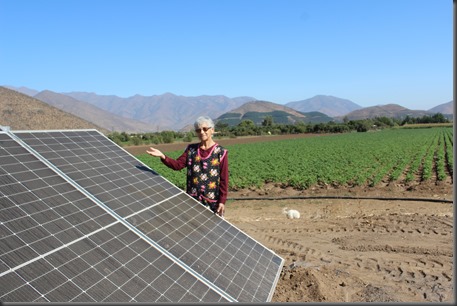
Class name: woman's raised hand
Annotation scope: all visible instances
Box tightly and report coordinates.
[146,147,165,159]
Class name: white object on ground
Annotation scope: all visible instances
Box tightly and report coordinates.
[282,207,300,219]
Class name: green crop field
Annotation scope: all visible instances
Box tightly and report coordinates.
[136,127,453,191]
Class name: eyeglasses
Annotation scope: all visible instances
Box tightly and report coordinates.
[195,127,212,133]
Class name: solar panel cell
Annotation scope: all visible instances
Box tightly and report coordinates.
[31,267,68,295]
[1,273,42,301]
[135,286,167,302]
[47,280,83,301]
[1,206,26,221]
[102,289,131,302]
[72,267,104,291]
[0,273,17,296]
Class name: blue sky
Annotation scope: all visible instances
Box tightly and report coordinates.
[0,0,453,110]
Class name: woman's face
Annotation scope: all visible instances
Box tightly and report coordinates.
[195,124,213,141]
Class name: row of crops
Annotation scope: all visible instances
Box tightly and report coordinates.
[136,127,453,191]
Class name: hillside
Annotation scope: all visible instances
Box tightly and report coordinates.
[285,95,362,117]
[428,100,453,114]
[226,100,306,117]
[34,90,158,133]
[216,101,333,126]
[336,104,433,121]
[0,86,108,132]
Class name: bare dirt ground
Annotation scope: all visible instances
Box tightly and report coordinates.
[227,183,453,303]
[125,134,454,303]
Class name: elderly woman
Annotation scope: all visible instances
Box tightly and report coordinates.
[146,116,228,217]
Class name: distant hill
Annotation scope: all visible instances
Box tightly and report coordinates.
[7,86,39,97]
[0,86,108,132]
[428,100,453,115]
[335,104,434,121]
[285,95,362,117]
[216,101,333,126]
[34,90,159,133]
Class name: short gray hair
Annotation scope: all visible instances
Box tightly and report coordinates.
[194,116,214,129]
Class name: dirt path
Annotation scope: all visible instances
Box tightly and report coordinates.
[124,135,454,303]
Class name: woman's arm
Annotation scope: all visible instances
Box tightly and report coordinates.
[147,147,187,171]
[161,151,188,171]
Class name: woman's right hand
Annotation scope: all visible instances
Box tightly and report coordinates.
[146,147,165,159]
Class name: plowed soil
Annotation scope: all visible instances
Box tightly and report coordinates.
[226,184,453,303]
[125,134,454,303]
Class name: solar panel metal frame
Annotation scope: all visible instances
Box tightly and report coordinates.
[0,130,232,302]
[2,128,284,302]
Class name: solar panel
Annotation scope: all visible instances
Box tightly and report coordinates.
[0,131,231,302]
[1,129,284,302]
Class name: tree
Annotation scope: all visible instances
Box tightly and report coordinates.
[215,121,230,137]
[160,131,175,143]
[355,120,371,132]
[183,132,194,142]
[262,115,274,127]
[373,116,395,127]
[234,120,257,136]
[131,135,142,145]
[431,113,448,123]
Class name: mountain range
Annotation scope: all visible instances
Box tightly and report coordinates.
[2,85,453,132]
